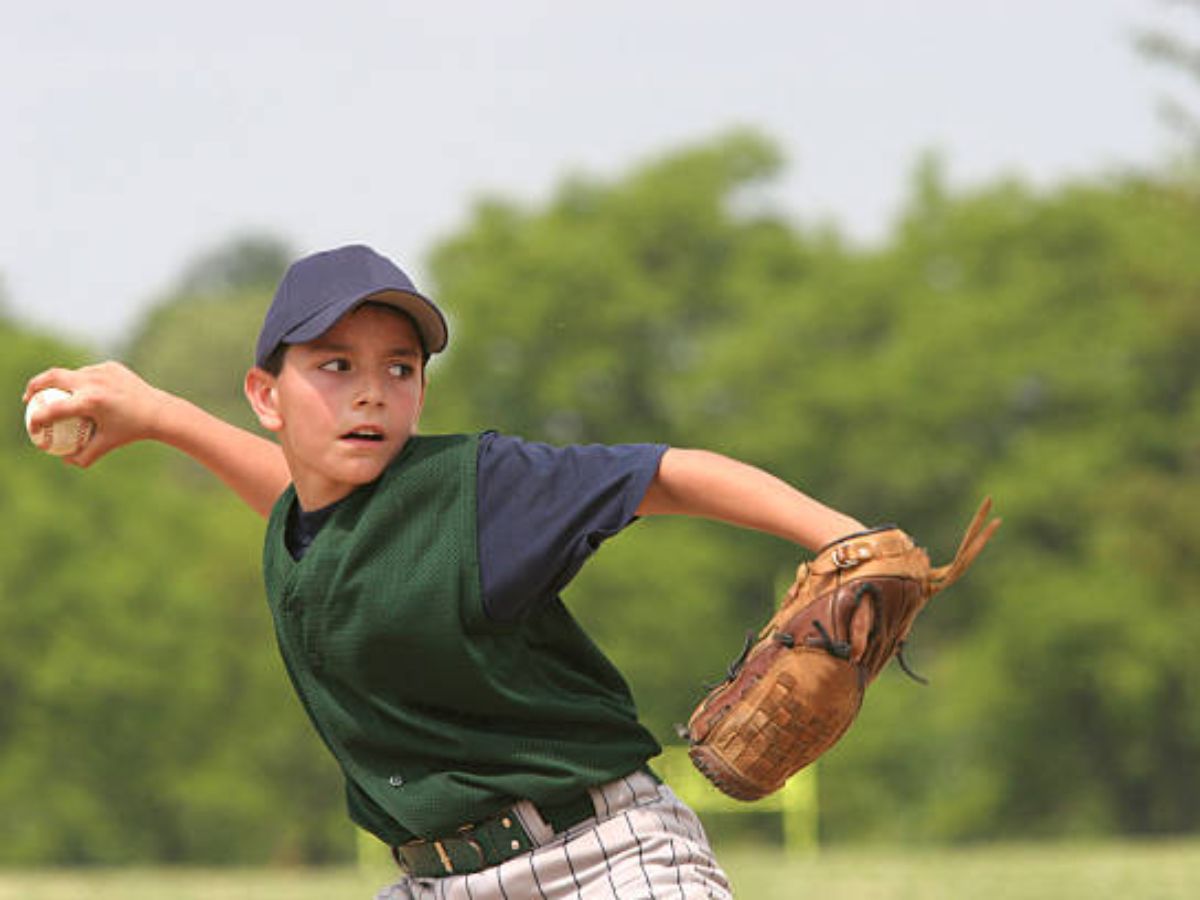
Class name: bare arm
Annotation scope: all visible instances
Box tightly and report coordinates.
[24,362,290,518]
[636,448,865,552]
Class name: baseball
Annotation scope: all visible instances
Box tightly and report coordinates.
[25,387,95,456]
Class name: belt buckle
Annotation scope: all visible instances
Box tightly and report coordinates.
[432,839,455,875]
[432,828,486,875]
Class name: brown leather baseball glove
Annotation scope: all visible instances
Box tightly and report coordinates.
[681,498,1001,801]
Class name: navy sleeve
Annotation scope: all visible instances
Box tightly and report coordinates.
[477,431,668,623]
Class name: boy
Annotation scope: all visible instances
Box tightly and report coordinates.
[25,244,865,899]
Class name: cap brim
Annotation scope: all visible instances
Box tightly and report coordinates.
[283,289,448,356]
[367,290,449,354]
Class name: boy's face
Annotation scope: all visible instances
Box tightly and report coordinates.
[246,304,427,510]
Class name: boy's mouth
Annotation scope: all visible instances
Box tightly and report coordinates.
[341,427,385,443]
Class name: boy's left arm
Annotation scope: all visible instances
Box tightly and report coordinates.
[636,448,865,552]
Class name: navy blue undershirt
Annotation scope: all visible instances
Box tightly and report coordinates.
[285,432,667,622]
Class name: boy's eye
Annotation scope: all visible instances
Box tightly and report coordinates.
[319,359,350,373]
[389,363,414,378]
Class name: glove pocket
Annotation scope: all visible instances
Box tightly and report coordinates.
[688,648,865,801]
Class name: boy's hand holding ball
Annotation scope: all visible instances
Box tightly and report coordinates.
[25,387,96,456]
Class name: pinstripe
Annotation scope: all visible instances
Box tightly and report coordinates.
[620,775,636,809]
[652,810,686,900]
[622,810,655,897]
[494,865,509,900]
[563,839,583,894]
[596,782,612,818]
[592,816,621,898]
[674,796,703,846]
[666,802,694,867]
[526,851,550,899]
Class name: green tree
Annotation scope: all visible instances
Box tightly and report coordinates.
[0,322,347,864]
[1134,0,1200,146]
[814,165,1200,842]
[125,234,291,434]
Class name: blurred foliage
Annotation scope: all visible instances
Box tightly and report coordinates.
[0,119,1198,864]
[808,166,1200,843]
[0,325,346,865]
[1134,0,1200,147]
[124,233,290,435]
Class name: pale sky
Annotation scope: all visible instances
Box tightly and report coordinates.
[1,0,1188,351]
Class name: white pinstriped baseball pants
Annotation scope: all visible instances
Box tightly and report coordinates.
[374,770,733,899]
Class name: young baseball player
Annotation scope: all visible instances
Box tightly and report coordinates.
[25,245,865,899]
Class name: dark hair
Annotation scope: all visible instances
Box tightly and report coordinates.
[256,301,430,377]
[260,343,289,376]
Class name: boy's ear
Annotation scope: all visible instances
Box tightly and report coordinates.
[244,367,283,433]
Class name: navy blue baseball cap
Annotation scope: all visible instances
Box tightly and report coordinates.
[254,244,449,368]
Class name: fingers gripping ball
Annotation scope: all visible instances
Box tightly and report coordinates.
[25,388,95,456]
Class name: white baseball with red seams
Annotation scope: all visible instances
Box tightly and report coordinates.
[25,387,95,456]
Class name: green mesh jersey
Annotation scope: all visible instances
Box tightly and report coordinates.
[262,433,660,844]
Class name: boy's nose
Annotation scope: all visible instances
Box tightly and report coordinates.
[354,372,386,406]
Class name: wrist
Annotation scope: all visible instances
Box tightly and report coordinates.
[144,389,189,445]
[813,517,871,551]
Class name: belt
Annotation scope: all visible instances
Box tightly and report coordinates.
[393,790,596,878]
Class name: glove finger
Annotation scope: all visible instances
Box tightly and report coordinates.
[849,592,874,663]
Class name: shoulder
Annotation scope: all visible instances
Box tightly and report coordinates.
[476,430,667,506]
[477,430,666,468]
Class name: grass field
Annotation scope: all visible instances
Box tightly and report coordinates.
[1,839,1197,899]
